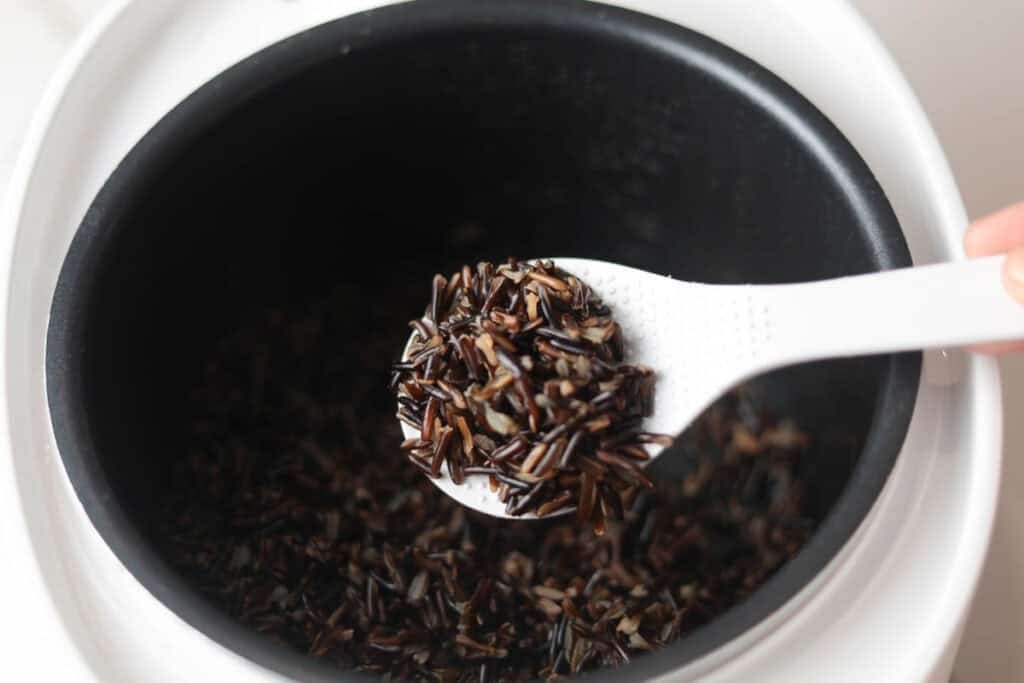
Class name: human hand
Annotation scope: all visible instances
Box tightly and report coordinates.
[964,202,1024,353]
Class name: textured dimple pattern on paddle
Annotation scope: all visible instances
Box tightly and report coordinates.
[562,259,771,439]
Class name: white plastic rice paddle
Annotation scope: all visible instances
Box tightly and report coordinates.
[401,255,1023,518]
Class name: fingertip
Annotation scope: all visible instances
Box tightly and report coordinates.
[969,340,1024,354]
[965,202,1024,257]
[970,342,1024,358]
[964,227,984,258]
[1003,248,1024,304]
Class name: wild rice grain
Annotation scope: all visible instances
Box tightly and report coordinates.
[161,278,815,682]
[391,260,672,521]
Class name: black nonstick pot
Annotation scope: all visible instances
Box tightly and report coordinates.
[45,1,920,680]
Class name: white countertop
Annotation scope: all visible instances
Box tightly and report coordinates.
[1,1,1021,681]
